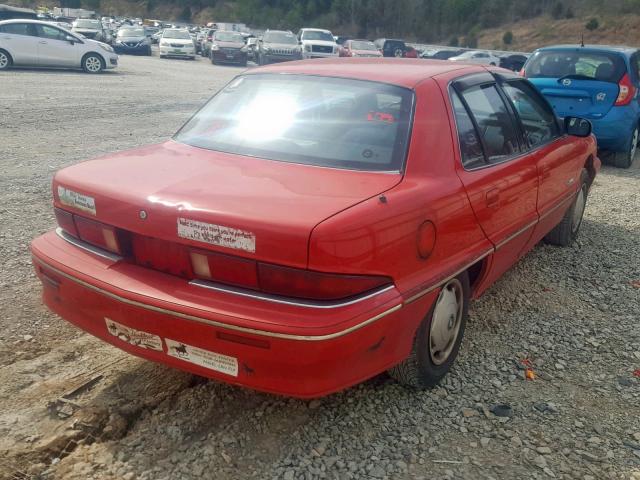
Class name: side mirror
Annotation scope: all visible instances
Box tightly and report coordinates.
[565,117,592,137]
[65,35,76,44]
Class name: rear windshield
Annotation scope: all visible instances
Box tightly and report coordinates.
[526,50,626,83]
[214,31,243,42]
[175,74,414,172]
[73,19,100,29]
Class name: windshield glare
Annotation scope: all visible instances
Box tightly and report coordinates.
[118,28,144,37]
[162,30,191,40]
[215,31,244,42]
[74,20,100,29]
[175,74,413,172]
[264,32,297,44]
[302,31,334,42]
[351,41,377,51]
[525,50,626,82]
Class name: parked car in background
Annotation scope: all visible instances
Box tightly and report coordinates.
[32,59,599,398]
[71,18,112,44]
[374,38,407,57]
[523,45,640,168]
[200,28,216,57]
[151,29,163,44]
[195,29,207,54]
[405,46,418,58]
[297,28,338,59]
[114,26,151,55]
[256,30,301,65]
[245,36,257,61]
[0,19,117,73]
[339,39,382,57]
[420,48,464,60]
[448,50,500,65]
[499,53,528,71]
[335,35,350,45]
[159,28,195,60]
[209,30,247,66]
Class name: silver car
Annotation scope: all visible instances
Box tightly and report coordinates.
[0,20,118,73]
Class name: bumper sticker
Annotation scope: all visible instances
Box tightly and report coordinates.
[177,217,255,253]
[58,186,96,215]
[166,338,238,377]
[105,318,163,351]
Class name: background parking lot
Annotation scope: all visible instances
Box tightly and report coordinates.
[1,53,639,480]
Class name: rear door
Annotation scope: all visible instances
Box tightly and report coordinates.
[525,49,625,120]
[0,22,39,66]
[449,73,539,279]
[35,24,80,67]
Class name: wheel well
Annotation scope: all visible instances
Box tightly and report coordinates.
[0,48,13,64]
[82,51,106,66]
[583,155,596,188]
[466,258,485,292]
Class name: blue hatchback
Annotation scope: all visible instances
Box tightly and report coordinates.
[523,45,640,168]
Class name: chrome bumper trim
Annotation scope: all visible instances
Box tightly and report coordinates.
[56,228,123,262]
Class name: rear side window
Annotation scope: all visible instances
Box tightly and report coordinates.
[501,80,560,148]
[526,50,626,83]
[451,93,485,169]
[0,23,36,36]
[459,84,521,164]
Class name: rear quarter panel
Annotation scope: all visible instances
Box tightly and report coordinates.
[308,77,493,299]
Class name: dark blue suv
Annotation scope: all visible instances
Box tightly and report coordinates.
[523,45,640,168]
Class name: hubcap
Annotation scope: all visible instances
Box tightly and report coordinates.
[630,128,638,162]
[571,186,586,233]
[86,56,101,72]
[0,53,8,68]
[429,279,463,366]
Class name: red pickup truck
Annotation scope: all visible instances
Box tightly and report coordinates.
[31,59,599,398]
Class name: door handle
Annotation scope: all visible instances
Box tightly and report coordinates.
[38,40,47,44]
[485,188,500,209]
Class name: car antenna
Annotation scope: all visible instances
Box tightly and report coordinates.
[580,33,584,47]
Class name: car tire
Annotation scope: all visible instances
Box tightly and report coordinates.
[159,54,165,59]
[609,126,638,169]
[146,46,152,56]
[0,49,12,70]
[544,169,589,247]
[490,62,496,66]
[81,53,104,74]
[388,272,469,388]
[210,53,215,65]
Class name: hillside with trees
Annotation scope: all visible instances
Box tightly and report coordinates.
[13,0,640,49]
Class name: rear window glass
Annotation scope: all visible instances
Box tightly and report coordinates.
[175,74,414,172]
[526,50,626,83]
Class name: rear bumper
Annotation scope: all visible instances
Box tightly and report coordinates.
[590,106,638,151]
[31,230,429,398]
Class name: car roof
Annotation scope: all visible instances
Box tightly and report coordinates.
[536,44,638,55]
[0,19,72,26]
[301,28,331,32]
[248,58,484,88]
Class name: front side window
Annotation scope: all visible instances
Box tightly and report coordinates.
[0,23,36,36]
[501,80,560,148]
[459,84,521,164]
[175,74,414,172]
[37,25,68,41]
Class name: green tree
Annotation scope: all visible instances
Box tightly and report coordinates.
[503,30,513,44]
[449,36,459,47]
[585,17,599,30]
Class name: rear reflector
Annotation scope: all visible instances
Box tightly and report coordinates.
[615,73,636,106]
[190,249,259,289]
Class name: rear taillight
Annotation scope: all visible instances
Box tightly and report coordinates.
[615,73,636,106]
[54,207,78,237]
[189,249,391,301]
[519,68,525,77]
[68,214,129,255]
[190,250,259,289]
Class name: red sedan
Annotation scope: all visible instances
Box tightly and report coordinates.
[339,39,382,57]
[31,59,599,398]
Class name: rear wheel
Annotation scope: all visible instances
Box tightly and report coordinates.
[388,273,469,388]
[609,127,638,168]
[544,169,589,246]
[0,49,12,70]
[82,53,104,73]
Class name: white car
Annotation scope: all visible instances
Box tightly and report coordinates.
[448,50,501,66]
[297,28,338,59]
[159,28,195,60]
[0,19,118,73]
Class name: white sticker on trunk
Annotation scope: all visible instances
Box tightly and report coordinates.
[105,318,163,351]
[58,186,96,215]
[165,338,238,377]
[177,217,255,253]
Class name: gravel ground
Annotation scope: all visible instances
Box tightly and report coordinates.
[0,52,639,480]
